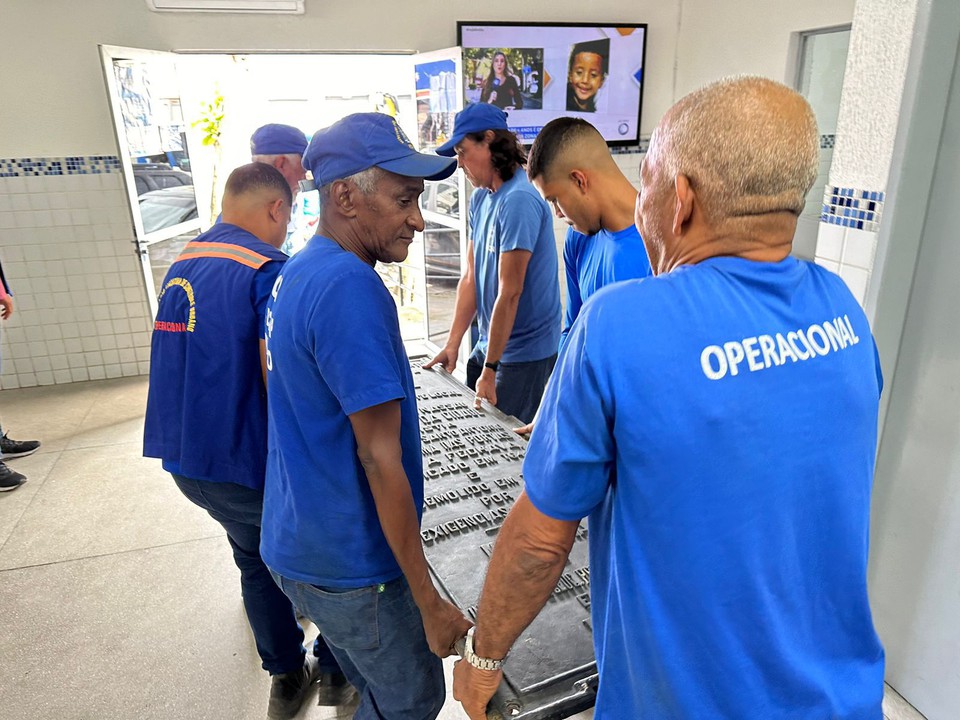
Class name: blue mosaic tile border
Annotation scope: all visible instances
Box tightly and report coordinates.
[0,156,122,178]
[820,134,835,149]
[821,185,884,231]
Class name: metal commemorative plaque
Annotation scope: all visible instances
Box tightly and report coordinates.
[410,356,597,720]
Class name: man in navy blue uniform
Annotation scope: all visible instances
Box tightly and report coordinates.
[143,163,349,720]
[454,77,886,719]
[262,113,472,720]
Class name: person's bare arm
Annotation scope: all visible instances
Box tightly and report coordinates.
[453,492,579,717]
[425,240,477,373]
[349,400,473,656]
[474,249,531,408]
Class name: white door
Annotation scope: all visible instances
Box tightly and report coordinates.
[99,44,202,315]
[410,47,470,370]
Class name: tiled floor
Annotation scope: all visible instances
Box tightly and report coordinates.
[0,377,923,719]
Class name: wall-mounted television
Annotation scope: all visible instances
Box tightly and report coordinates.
[457,21,648,147]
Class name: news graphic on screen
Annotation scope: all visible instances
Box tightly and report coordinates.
[458,21,647,146]
[414,57,459,152]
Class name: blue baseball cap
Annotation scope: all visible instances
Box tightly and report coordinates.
[436,104,510,157]
[303,113,456,186]
[250,124,308,156]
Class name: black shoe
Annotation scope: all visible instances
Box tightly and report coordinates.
[316,671,358,707]
[0,461,26,492]
[0,433,40,459]
[267,654,320,720]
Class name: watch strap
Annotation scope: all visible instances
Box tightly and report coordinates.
[483,360,500,372]
[464,626,504,671]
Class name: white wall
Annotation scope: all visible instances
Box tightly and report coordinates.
[0,0,857,158]
[0,0,680,158]
[814,0,920,309]
[675,0,855,98]
[0,0,856,389]
[831,0,919,191]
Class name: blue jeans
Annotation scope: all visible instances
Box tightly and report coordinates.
[270,572,445,720]
[172,474,341,675]
[467,347,558,423]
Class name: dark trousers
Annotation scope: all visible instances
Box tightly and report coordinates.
[466,348,557,424]
[172,474,340,675]
[270,573,445,720]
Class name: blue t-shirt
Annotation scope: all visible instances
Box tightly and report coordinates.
[561,223,651,351]
[524,256,885,719]
[260,236,423,588]
[143,223,286,489]
[470,169,561,363]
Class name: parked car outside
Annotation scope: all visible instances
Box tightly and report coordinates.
[139,186,198,234]
[421,176,462,285]
[132,163,193,196]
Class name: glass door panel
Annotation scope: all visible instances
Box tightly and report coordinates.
[412,48,469,364]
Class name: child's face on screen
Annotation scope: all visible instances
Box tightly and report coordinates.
[568,52,605,104]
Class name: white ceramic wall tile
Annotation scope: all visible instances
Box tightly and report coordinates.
[815,257,841,274]
[815,222,845,261]
[0,165,152,389]
[839,265,871,305]
[842,227,879,269]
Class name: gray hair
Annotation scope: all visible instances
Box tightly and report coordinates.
[316,166,384,215]
[649,76,819,222]
[251,152,302,166]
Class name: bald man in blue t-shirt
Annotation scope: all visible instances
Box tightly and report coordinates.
[454,78,885,720]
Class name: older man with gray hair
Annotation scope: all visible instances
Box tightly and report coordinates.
[454,76,886,719]
[261,113,473,720]
[249,123,308,197]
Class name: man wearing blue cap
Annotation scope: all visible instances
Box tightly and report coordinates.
[262,113,473,720]
[144,163,351,719]
[249,123,308,199]
[425,104,561,424]
[249,124,310,254]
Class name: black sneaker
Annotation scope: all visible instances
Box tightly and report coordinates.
[316,672,358,707]
[0,433,40,459]
[0,461,26,492]
[267,654,320,720]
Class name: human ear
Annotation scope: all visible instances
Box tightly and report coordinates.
[570,169,588,193]
[673,174,696,236]
[268,198,286,224]
[331,180,358,217]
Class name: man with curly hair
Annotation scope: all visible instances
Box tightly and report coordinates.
[427,104,561,424]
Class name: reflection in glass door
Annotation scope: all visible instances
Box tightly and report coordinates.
[792,26,851,260]
[412,48,469,361]
[100,44,202,315]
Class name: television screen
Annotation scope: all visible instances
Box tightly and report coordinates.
[457,21,647,146]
